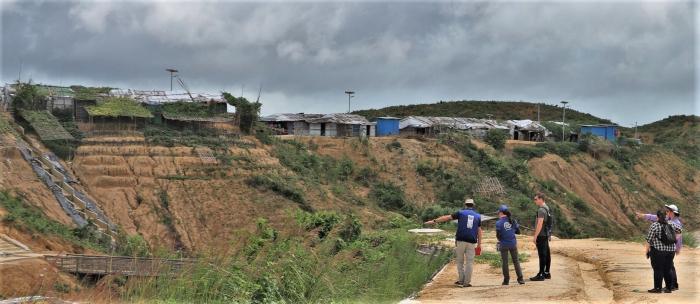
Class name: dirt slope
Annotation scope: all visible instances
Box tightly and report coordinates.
[528,152,700,235]
[413,234,699,303]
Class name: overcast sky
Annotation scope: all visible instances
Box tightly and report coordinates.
[1,0,696,125]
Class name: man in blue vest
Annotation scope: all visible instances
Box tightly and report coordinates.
[425,198,483,287]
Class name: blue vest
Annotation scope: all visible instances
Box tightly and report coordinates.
[496,217,518,249]
[454,208,481,243]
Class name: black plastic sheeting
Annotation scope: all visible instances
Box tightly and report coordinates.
[18,145,88,227]
[43,152,116,231]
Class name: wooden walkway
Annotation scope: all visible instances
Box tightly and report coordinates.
[45,254,196,277]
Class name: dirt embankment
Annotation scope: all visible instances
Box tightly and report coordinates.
[528,152,700,233]
[413,235,699,303]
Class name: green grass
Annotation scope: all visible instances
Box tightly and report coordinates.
[246,174,311,212]
[0,191,110,252]
[86,97,153,118]
[123,219,451,304]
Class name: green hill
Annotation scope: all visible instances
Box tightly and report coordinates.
[353,100,613,124]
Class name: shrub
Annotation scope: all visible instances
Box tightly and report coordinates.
[512,146,546,159]
[296,211,340,239]
[416,160,437,177]
[370,182,407,211]
[334,157,355,180]
[536,142,579,158]
[338,215,362,243]
[484,129,508,150]
[247,175,311,211]
[355,166,378,186]
[386,140,402,151]
[419,205,453,221]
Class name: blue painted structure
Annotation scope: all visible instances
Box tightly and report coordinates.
[375,117,400,136]
[580,124,619,142]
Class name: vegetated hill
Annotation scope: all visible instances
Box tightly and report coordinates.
[2,112,699,302]
[627,115,700,167]
[354,100,613,123]
[634,115,699,145]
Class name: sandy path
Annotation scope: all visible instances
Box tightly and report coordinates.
[410,237,698,303]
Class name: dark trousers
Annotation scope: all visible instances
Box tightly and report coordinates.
[536,235,551,275]
[670,258,678,288]
[650,248,675,289]
[500,247,523,281]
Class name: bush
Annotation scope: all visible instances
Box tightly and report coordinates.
[485,129,508,150]
[416,160,438,177]
[512,146,546,159]
[355,166,378,186]
[370,182,407,211]
[334,157,355,180]
[536,142,579,158]
[419,205,453,221]
[247,175,311,211]
[386,140,402,152]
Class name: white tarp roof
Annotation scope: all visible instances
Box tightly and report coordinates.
[109,89,225,104]
[260,113,323,122]
[399,116,509,130]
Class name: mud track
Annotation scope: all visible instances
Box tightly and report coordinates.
[409,236,698,303]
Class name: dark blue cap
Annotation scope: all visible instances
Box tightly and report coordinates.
[498,205,509,213]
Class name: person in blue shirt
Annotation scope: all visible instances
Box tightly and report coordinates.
[425,198,482,288]
[496,205,524,285]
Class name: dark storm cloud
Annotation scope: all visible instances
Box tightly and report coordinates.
[1,0,696,125]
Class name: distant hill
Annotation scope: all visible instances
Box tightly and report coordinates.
[353,100,614,124]
[635,115,699,144]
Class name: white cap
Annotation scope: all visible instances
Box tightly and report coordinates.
[464,198,475,206]
[665,204,680,215]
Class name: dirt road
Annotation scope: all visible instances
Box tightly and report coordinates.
[409,235,698,303]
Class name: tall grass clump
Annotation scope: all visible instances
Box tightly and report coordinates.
[124,216,451,303]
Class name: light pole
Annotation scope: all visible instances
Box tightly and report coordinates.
[560,101,569,141]
[166,68,178,91]
[345,90,355,113]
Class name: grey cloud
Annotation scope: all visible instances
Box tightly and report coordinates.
[1,0,695,125]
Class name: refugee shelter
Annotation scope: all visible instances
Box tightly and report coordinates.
[259,113,323,135]
[374,117,400,136]
[399,116,509,138]
[306,114,375,137]
[580,124,619,142]
[84,97,153,135]
[505,119,550,141]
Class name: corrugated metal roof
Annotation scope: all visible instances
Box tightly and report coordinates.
[306,113,371,125]
[260,113,323,122]
[506,119,547,131]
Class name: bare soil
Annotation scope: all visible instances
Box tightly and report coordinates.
[413,235,699,303]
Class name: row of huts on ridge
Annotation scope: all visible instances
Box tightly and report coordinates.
[1,83,619,142]
[260,113,564,142]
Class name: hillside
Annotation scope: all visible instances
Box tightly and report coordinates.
[1,111,698,302]
[353,100,613,124]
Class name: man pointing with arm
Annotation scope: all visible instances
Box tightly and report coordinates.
[425,198,482,288]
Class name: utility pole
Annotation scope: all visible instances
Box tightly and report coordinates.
[345,90,355,113]
[166,68,178,91]
[537,103,541,122]
[560,101,569,141]
[634,122,638,139]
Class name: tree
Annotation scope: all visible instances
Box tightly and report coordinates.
[12,81,47,112]
[485,129,508,150]
[223,92,261,134]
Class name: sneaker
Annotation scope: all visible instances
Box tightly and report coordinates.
[529,274,545,281]
[671,284,678,291]
[454,281,463,286]
[517,278,525,285]
[460,283,472,288]
[502,280,509,285]
[663,288,672,293]
[647,288,662,293]
[544,273,551,279]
